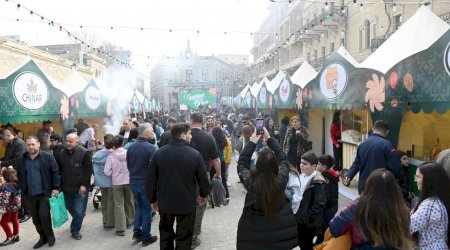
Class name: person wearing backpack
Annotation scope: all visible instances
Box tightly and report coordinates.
[0,167,21,246]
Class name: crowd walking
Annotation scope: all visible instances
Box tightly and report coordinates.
[0,110,448,250]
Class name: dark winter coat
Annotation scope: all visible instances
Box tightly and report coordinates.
[322,169,339,209]
[296,172,327,234]
[236,137,298,250]
[1,137,26,169]
[18,150,60,196]
[55,146,92,195]
[346,133,402,193]
[146,139,210,214]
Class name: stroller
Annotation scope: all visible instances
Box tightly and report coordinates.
[90,182,102,209]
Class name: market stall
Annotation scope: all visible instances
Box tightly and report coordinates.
[0,58,67,143]
[304,46,372,160]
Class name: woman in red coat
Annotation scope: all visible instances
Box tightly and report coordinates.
[330,111,343,174]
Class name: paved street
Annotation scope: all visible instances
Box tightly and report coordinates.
[4,159,355,250]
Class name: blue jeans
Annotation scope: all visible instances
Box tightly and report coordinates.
[64,192,88,235]
[130,183,153,240]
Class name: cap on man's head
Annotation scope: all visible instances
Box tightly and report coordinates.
[66,128,78,135]
[43,120,52,126]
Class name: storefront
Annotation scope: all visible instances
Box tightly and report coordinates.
[0,59,66,155]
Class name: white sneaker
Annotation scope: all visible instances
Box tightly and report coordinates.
[227,181,231,187]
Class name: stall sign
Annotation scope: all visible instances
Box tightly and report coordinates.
[13,72,48,110]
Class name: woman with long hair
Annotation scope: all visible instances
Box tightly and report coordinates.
[264,117,279,141]
[236,125,256,169]
[329,169,415,249]
[410,162,450,249]
[211,127,230,201]
[330,110,343,173]
[283,115,310,168]
[236,127,298,250]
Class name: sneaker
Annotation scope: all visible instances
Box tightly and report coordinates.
[132,233,142,242]
[103,224,114,230]
[115,231,125,236]
[191,237,201,249]
[227,181,231,187]
[142,236,158,247]
[33,238,48,249]
[71,233,82,240]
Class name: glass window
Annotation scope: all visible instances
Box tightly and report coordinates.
[202,69,208,81]
[186,69,192,82]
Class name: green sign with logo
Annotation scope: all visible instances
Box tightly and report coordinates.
[178,88,217,110]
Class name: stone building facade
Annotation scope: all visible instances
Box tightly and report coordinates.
[251,0,450,80]
[150,41,249,110]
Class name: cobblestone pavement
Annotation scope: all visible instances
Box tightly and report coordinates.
[3,159,354,250]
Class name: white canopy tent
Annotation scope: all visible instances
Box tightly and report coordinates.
[360,6,450,74]
[291,62,318,89]
[267,70,285,94]
[250,81,263,97]
[58,70,88,97]
[239,84,251,99]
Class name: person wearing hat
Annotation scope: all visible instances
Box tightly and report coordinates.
[36,121,55,153]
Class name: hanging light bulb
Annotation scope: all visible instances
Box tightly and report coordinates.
[275,33,279,39]
[29,11,33,16]
[393,3,397,12]
[360,2,364,11]
[16,4,20,10]
[324,1,330,12]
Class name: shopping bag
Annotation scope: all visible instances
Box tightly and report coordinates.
[49,192,69,228]
[314,228,352,250]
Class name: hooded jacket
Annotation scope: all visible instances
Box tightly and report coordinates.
[104,148,130,186]
[92,148,113,188]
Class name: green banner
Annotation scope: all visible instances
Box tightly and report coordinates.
[178,88,217,110]
[69,79,107,118]
[0,60,65,124]
[272,75,300,109]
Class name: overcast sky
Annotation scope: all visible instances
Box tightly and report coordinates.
[0,0,271,74]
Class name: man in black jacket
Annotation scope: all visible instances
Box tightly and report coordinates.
[55,134,92,240]
[147,123,210,250]
[297,152,327,250]
[0,129,26,168]
[18,136,60,249]
[0,129,31,223]
[158,117,176,148]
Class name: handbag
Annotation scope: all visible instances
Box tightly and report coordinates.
[49,192,69,228]
[314,228,352,250]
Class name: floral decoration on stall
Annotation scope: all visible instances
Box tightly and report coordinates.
[60,95,69,120]
[296,88,303,109]
[403,73,414,92]
[390,72,398,89]
[365,74,385,112]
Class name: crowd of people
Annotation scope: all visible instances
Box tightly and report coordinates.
[0,108,448,249]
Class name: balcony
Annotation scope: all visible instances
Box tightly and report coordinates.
[310,57,326,70]
[370,32,395,52]
[439,12,450,24]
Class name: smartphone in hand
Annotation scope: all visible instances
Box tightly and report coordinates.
[255,118,264,135]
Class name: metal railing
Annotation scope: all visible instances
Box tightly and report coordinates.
[370,32,395,52]
[439,12,450,24]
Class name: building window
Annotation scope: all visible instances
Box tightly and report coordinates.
[330,42,335,54]
[340,38,345,47]
[394,14,402,30]
[313,49,318,60]
[307,53,311,63]
[186,69,192,82]
[321,46,326,59]
[202,69,208,81]
[365,20,371,48]
[359,29,363,50]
